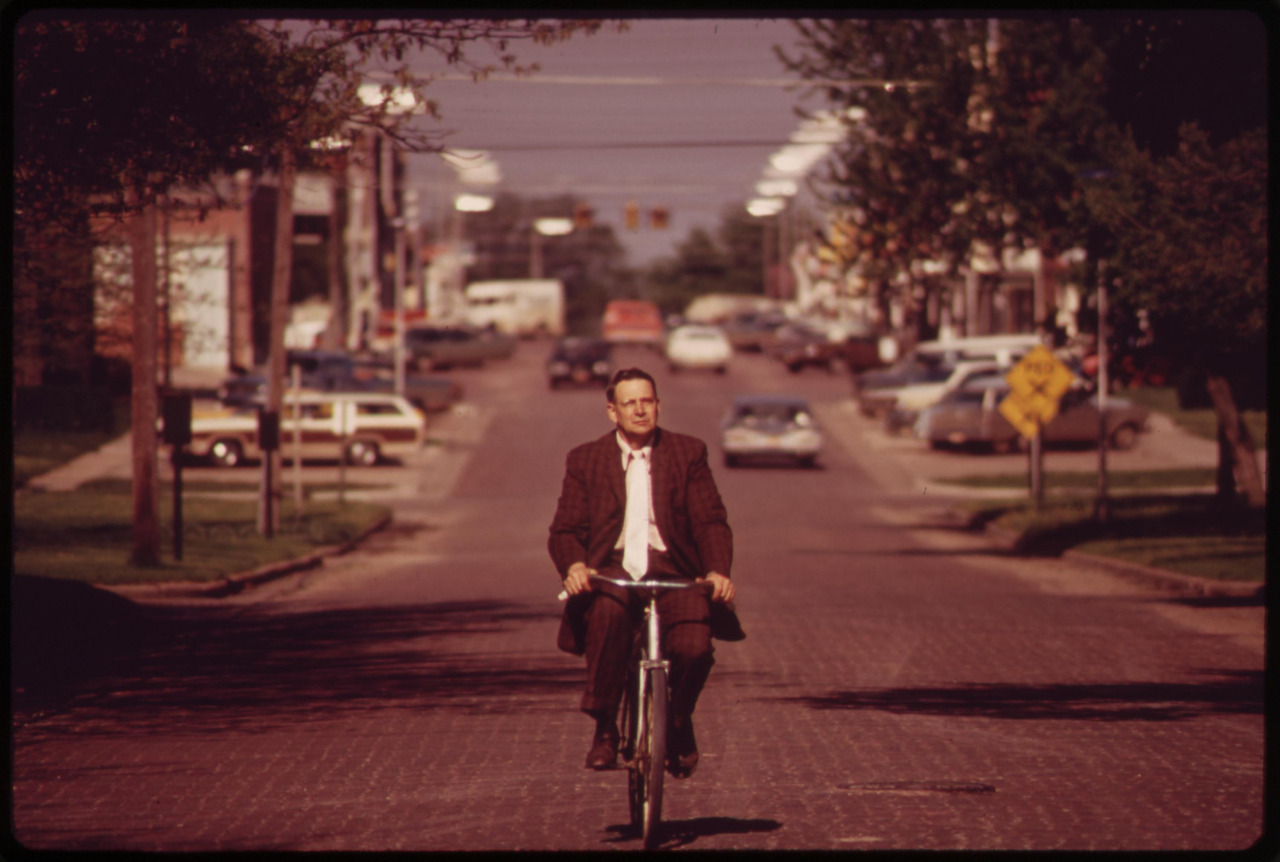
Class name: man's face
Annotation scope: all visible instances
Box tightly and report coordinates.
[607,378,660,447]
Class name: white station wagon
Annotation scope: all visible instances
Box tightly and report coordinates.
[187,391,426,467]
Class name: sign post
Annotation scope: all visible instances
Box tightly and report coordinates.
[999,345,1075,510]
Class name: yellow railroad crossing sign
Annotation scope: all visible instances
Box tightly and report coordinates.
[997,391,1043,440]
[1000,345,1075,438]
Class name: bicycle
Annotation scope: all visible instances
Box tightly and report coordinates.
[560,573,706,849]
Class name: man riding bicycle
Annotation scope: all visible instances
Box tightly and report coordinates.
[549,367,744,778]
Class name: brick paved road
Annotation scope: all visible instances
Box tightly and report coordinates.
[9,347,1266,852]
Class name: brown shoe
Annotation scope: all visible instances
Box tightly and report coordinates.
[668,718,698,778]
[585,719,619,770]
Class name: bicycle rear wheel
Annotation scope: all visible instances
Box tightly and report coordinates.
[640,668,668,849]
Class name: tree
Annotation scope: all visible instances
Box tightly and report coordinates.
[1082,125,1266,506]
[778,18,1116,334]
[779,13,1266,504]
[15,16,308,564]
[14,15,617,554]
[641,205,767,317]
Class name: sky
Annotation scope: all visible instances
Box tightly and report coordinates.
[402,18,827,267]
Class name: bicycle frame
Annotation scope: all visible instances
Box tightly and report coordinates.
[560,574,703,849]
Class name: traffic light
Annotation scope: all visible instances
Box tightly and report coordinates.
[623,200,640,231]
[649,206,669,229]
[574,202,594,229]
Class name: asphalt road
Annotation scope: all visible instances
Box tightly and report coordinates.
[9,345,1266,852]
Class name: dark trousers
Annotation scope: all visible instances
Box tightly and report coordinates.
[580,548,714,727]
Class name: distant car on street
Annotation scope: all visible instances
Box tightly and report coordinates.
[665,325,732,373]
[915,375,1151,453]
[768,320,844,373]
[602,299,665,348]
[546,337,613,389]
[721,310,788,352]
[720,394,823,468]
[403,324,517,371]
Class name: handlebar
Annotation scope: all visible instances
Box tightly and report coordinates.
[557,572,709,602]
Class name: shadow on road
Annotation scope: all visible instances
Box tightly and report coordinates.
[776,671,1264,722]
[789,546,1018,558]
[12,575,575,736]
[605,815,782,848]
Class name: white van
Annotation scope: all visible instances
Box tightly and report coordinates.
[912,333,1043,366]
[463,279,565,337]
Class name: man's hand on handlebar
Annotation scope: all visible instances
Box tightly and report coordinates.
[563,561,597,596]
[699,571,735,604]
[562,564,733,603]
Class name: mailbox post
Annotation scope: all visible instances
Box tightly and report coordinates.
[258,409,280,538]
[162,392,192,560]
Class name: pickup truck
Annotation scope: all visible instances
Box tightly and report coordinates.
[217,350,462,413]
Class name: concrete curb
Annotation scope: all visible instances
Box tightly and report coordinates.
[980,521,1263,599]
[104,512,394,601]
[1059,549,1265,599]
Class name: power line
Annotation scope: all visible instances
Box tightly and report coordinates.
[423,72,928,89]
[449,139,790,152]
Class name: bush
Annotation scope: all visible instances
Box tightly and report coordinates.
[15,386,119,434]
[1174,363,1266,411]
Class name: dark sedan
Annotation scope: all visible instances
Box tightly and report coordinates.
[547,337,613,389]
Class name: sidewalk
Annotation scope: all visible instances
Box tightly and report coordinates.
[819,397,1265,599]
[822,399,1266,497]
[23,433,135,493]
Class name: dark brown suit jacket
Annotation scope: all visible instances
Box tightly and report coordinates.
[549,427,743,654]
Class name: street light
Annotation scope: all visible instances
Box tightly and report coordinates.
[454,193,494,213]
[530,217,573,278]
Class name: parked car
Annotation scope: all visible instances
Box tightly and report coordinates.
[547,337,613,389]
[915,376,1151,452]
[856,333,1043,408]
[216,349,462,414]
[881,359,1009,434]
[721,310,788,352]
[768,321,844,372]
[841,330,888,374]
[665,325,732,373]
[855,357,954,417]
[188,391,425,467]
[403,324,516,371]
[720,395,823,468]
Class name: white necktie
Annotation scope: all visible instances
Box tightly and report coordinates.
[622,450,650,580]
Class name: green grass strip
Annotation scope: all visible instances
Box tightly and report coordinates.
[964,493,1264,583]
[13,486,391,586]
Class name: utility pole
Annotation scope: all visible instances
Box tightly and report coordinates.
[129,182,161,566]
[1095,260,1110,523]
[393,217,406,396]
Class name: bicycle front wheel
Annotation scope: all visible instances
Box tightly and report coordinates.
[640,668,668,849]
